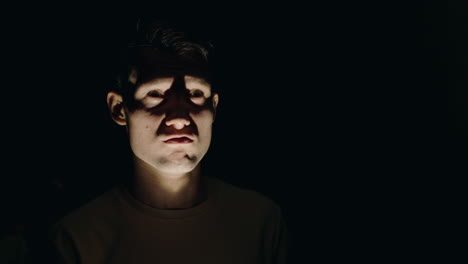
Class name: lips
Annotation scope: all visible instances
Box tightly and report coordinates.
[163,136,194,144]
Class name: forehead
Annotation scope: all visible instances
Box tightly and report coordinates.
[137,75,211,89]
[132,48,211,85]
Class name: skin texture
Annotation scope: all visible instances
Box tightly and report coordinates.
[107,71,219,209]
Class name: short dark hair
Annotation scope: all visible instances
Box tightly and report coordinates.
[113,18,215,103]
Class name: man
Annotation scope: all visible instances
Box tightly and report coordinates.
[48,18,288,264]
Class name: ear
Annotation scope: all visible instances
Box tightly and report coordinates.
[107,91,127,126]
[212,93,219,120]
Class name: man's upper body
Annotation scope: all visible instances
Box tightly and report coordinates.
[46,18,288,263]
[49,176,288,264]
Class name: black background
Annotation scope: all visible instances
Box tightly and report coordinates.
[0,1,463,262]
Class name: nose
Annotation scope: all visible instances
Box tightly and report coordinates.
[163,76,192,130]
[164,93,191,130]
[165,114,190,130]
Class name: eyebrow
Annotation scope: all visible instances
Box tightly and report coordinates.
[184,76,211,87]
[137,78,174,92]
[140,78,174,87]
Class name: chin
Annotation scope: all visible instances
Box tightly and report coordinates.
[159,166,196,176]
[158,159,199,174]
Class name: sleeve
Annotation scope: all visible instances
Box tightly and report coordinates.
[46,223,80,264]
[264,204,290,264]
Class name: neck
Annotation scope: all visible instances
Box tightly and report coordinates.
[127,156,207,209]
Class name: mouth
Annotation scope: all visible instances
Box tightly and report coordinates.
[163,135,194,144]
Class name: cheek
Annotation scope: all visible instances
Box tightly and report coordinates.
[192,110,214,134]
[128,111,164,135]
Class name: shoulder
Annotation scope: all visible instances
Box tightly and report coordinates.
[47,187,123,263]
[52,186,122,233]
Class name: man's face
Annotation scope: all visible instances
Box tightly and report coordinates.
[115,73,218,175]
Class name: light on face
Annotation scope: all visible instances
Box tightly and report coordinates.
[135,75,212,109]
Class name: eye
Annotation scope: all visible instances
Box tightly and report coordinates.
[147,90,164,98]
[143,90,164,107]
[189,89,206,105]
[190,89,204,97]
